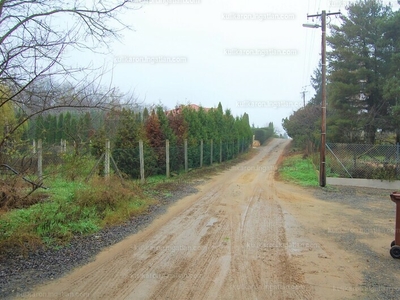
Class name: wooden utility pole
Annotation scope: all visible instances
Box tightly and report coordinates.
[307,10,341,187]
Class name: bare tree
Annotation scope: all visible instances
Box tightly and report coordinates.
[0,0,138,149]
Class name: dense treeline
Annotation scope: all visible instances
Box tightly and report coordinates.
[252,122,276,145]
[283,0,400,148]
[16,103,253,178]
[25,111,102,149]
[111,103,253,178]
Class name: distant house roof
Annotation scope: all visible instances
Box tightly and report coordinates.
[166,104,212,116]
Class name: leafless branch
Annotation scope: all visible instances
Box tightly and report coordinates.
[0,0,140,149]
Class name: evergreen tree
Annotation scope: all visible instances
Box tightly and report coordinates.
[310,62,323,106]
[43,114,52,143]
[64,112,72,142]
[113,109,158,178]
[382,10,400,142]
[51,114,57,144]
[35,115,45,141]
[143,107,149,123]
[57,113,65,141]
[327,0,393,143]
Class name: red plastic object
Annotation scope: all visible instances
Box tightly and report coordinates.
[389,192,400,258]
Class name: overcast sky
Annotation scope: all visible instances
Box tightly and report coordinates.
[83,0,400,133]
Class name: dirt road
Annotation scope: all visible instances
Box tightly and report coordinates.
[18,139,373,299]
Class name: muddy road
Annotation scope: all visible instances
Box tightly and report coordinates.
[17,138,400,299]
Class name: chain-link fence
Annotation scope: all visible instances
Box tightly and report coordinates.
[326,143,400,180]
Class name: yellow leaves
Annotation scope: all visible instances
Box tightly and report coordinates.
[0,87,16,141]
[0,85,26,144]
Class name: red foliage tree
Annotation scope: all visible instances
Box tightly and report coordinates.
[145,110,165,166]
[167,111,188,146]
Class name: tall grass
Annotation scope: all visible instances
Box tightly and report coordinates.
[0,176,156,255]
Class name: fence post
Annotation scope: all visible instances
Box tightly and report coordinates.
[61,139,67,153]
[200,139,203,168]
[184,139,188,172]
[32,140,36,154]
[166,139,170,178]
[139,140,145,183]
[210,139,213,165]
[104,139,110,179]
[219,139,222,163]
[37,139,43,181]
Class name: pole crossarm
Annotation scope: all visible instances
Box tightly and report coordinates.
[307,11,341,18]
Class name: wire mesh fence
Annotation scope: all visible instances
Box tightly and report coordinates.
[0,138,252,185]
[326,143,400,180]
[0,140,96,184]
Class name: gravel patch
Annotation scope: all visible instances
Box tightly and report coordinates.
[313,186,400,300]
[0,181,200,299]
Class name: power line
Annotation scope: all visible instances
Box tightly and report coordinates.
[302,0,319,90]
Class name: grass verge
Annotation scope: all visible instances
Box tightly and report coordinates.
[0,176,156,256]
[278,154,319,187]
